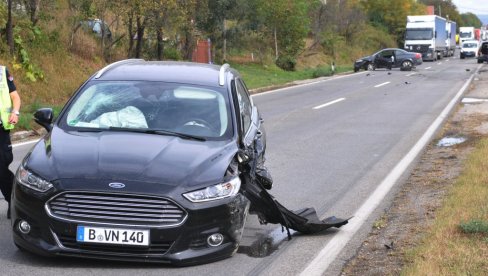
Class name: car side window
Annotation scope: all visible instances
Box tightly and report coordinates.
[235,79,253,135]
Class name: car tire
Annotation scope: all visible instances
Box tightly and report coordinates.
[354,67,359,72]
[400,60,413,71]
[478,59,483,64]
[367,63,375,71]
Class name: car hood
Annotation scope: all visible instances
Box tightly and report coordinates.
[356,55,373,62]
[26,127,238,189]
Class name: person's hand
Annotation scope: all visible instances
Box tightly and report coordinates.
[8,113,19,125]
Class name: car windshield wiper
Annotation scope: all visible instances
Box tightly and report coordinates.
[107,127,206,141]
[75,128,103,132]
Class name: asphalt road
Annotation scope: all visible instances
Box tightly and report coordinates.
[0,56,482,276]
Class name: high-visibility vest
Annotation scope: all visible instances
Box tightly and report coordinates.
[0,66,14,130]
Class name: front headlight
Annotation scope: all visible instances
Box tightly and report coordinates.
[355,59,363,63]
[16,165,53,192]
[183,177,241,203]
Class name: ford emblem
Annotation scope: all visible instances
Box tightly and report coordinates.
[109,182,125,189]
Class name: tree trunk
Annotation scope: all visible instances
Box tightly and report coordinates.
[135,17,145,59]
[182,27,194,60]
[7,0,14,55]
[69,22,81,49]
[157,27,163,60]
[127,12,134,58]
[274,27,278,60]
[29,0,41,26]
[222,19,227,62]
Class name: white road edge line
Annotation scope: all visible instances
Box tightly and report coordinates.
[425,66,432,70]
[313,98,346,110]
[251,72,367,98]
[13,139,40,148]
[374,81,390,88]
[300,64,483,276]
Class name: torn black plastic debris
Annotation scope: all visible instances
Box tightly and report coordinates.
[239,147,349,239]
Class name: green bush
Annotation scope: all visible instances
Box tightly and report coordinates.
[164,47,181,61]
[275,55,296,71]
[459,220,488,234]
[312,67,333,78]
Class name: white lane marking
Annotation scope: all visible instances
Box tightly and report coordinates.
[13,139,40,148]
[300,64,483,276]
[437,62,442,65]
[406,72,416,77]
[251,72,367,98]
[425,66,432,70]
[313,98,346,110]
[446,59,450,62]
[374,82,390,88]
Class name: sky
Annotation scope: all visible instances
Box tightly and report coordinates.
[451,0,488,15]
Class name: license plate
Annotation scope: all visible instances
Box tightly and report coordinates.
[76,226,149,246]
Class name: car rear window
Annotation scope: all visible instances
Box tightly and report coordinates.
[62,81,233,140]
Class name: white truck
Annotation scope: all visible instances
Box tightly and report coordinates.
[404,15,448,61]
[446,20,457,57]
[459,27,475,44]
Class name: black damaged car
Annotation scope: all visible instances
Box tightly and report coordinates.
[354,48,422,72]
[11,60,266,265]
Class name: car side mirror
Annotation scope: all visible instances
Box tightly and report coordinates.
[34,108,54,132]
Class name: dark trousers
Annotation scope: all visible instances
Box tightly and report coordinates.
[0,128,14,203]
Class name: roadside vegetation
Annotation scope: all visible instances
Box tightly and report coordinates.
[403,139,488,275]
[0,0,483,131]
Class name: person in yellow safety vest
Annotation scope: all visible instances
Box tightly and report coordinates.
[0,65,21,219]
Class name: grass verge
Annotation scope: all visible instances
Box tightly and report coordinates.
[402,139,488,275]
[231,63,352,90]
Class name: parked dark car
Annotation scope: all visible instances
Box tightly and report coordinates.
[354,48,422,72]
[11,60,267,265]
[477,41,488,63]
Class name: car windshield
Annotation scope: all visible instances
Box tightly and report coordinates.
[460,32,472,38]
[62,81,233,140]
[405,29,433,40]
[462,43,477,48]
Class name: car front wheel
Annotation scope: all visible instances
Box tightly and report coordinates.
[400,60,413,71]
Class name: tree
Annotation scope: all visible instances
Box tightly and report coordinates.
[6,0,14,55]
[361,0,426,46]
[418,0,462,27]
[24,0,42,26]
[460,12,483,28]
[247,0,311,70]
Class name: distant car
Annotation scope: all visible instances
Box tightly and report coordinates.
[354,48,422,72]
[460,40,479,59]
[477,41,488,63]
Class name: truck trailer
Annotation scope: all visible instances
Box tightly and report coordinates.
[404,15,448,61]
[446,20,457,56]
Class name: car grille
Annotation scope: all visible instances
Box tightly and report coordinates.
[54,232,173,255]
[406,44,430,53]
[46,192,187,226]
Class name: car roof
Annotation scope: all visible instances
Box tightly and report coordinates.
[93,60,239,87]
